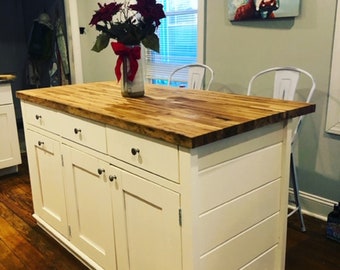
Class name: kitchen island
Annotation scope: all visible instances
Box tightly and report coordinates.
[17,82,315,270]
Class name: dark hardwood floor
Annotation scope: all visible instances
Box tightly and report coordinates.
[0,154,339,269]
[286,212,340,269]
[0,155,87,270]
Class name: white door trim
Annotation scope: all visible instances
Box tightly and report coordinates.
[63,0,84,83]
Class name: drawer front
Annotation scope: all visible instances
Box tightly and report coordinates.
[23,102,60,134]
[0,84,12,105]
[106,126,179,183]
[60,113,106,153]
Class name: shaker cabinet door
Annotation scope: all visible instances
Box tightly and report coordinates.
[0,104,21,169]
[62,145,117,270]
[112,169,182,270]
[25,129,68,236]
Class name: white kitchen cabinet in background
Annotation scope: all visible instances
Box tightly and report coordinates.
[0,77,21,176]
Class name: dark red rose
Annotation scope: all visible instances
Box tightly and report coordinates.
[89,2,123,25]
[129,0,166,27]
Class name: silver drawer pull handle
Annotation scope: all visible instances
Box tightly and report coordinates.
[131,148,140,155]
[35,115,42,120]
[109,175,117,182]
[97,168,105,175]
[38,141,44,146]
[74,128,82,134]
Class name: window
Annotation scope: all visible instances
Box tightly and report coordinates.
[145,0,198,86]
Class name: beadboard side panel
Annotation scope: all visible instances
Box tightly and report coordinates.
[193,122,290,270]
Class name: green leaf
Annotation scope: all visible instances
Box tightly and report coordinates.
[91,33,110,52]
[142,34,160,53]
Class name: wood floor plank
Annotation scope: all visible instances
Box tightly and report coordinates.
[0,201,86,269]
[0,213,48,270]
[0,237,26,270]
[0,155,87,270]
[286,214,340,270]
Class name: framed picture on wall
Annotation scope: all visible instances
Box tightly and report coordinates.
[228,0,300,21]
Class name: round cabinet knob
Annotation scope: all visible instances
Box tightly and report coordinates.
[38,141,44,146]
[97,168,105,175]
[131,148,140,156]
[109,175,117,182]
[74,128,82,134]
[35,115,42,120]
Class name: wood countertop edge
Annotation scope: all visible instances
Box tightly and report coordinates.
[16,92,194,147]
[16,89,316,149]
[0,74,16,83]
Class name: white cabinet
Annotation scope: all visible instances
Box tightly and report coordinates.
[21,100,290,270]
[62,143,182,270]
[21,101,182,270]
[25,128,68,237]
[112,168,182,270]
[62,145,117,270]
[0,81,21,175]
[22,102,68,237]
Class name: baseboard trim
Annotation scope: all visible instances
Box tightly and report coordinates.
[288,189,337,221]
[0,165,19,177]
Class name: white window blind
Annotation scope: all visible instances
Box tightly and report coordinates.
[145,0,198,85]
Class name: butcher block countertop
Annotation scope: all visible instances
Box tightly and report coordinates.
[0,74,15,83]
[16,81,315,148]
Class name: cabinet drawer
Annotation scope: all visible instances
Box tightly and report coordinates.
[106,126,179,183]
[0,84,12,105]
[23,102,60,134]
[60,113,106,153]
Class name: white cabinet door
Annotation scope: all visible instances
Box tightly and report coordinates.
[112,169,182,270]
[25,129,68,236]
[0,104,21,169]
[62,145,117,270]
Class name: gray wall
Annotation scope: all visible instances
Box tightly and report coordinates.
[205,0,339,214]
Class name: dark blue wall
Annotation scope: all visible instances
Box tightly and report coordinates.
[0,0,66,121]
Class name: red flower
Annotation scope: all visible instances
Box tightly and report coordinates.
[89,2,123,25]
[129,0,166,27]
[89,1,166,53]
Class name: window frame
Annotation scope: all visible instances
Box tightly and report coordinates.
[144,0,205,84]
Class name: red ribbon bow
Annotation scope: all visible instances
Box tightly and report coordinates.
[111,42,141,82]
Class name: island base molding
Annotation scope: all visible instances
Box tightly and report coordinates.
[34,214,102,270]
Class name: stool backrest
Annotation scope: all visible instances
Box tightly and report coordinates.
[247,67,316,143]
[168,63,214,90]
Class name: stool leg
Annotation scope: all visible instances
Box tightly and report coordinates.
[290,152,306,232]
